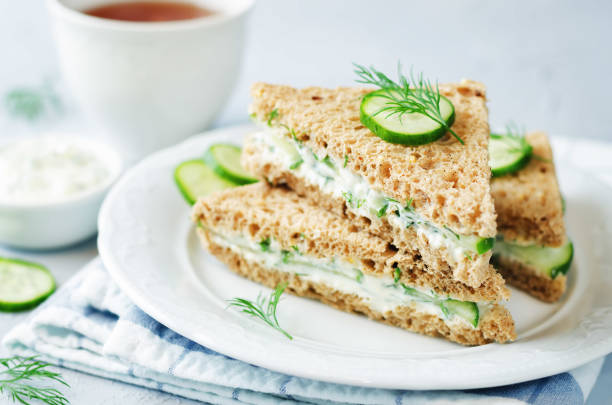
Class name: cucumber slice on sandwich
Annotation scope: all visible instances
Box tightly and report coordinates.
[360,89,455,145]
[204,144,258,185]
[443,300,479,328]
[174,160,237,205]
[489,133,533,177]
[0,257,55,312]
[493,240,573,279]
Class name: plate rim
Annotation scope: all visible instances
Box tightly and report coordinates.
[98,123,612,390]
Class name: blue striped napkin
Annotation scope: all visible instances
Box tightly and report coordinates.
[2,258,604,405]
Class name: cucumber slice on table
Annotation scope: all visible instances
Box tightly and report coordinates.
[0,257,55,312]
[204,144,258,185]
[174,160,237,205]
[489,133,533,177]
[360,89,455,145]
[493,240,574,279]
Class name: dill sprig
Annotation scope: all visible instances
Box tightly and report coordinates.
[500,123,535,157]
[354,63,463,144]
[4,80,62,122]
[228,282,293,340]
[0,356,69,405]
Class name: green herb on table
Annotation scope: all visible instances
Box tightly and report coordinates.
[227,283,293,340]
[354,63,463,144]
[343,155,348,168]
[4,81,62,122]
[0,356,69,405]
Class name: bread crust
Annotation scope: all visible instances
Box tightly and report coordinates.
[491,132,565,247]
[192,183,509,301]
[493,254,566,303]
[242,141,497,289]
[249,81,496,238]
[199,229,516,345]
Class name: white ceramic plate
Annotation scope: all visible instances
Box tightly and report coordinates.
[98,124,612,390]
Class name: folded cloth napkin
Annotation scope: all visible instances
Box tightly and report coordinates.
[2,259,604,405]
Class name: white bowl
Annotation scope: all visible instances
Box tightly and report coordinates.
[46,0,254,164]
[0,138,122,250]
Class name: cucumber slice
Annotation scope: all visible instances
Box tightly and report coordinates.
[0,257,55,312]
[400,283,479,327]
[203,144,258,185]
[489,133,533,177]
[443,300,479,327]
[360,89,455,145]
[493,239,573,279]
[454,234,495,255]
[174,160,237,205]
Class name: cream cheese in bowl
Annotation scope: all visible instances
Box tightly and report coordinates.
[0,135,121,249]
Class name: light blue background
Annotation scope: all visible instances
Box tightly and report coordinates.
[1,1,611,140]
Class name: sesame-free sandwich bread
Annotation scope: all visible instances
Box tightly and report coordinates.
[192,183,515,345]
[491,132,572,302]
[243,81,498,289]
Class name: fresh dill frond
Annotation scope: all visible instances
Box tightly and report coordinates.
[227,283,293,340]
[266,108,279,126]
[321,155,334,169]
[377,202,389,218]
[281,250,291,264]
[443,226,460,240]
[355,270,364,283]
[353,63,463,144]
[405,198,414,211]
[393,267,401,283]
[259,237,271,252]
[342,191,353,205]
[0,356,70,405]
[289,159,304,170]
[343,155,348,168]
[4,80,62,122]
[291,245,300,254]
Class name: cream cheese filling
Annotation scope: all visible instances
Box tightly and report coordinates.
[249,127,491,263]
[206,228,487,328]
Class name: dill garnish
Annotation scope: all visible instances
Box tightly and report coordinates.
[266,108,279,126]
[289,159,304,170]
[354,63,463,144]
[259,237,271,252]
[228,283,293,340]
[0,356,69,405]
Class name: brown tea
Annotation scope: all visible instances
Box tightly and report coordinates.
[84,1,214,22]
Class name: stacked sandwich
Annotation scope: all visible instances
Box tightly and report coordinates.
[489,132,573,302]
[192,77,521,345]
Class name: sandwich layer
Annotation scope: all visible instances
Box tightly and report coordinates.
[491,132,565,247]
[191,184,515,345]
[246,82,497,288]
[196,230,515,346]
[492,254,566,303]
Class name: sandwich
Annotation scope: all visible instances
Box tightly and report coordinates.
[242,81,500,290]
[490,131,573,302]
[192,183,516,345]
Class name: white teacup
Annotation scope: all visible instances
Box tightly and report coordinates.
[46,0,253,163]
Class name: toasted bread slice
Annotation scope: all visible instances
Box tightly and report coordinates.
[245,82,497,288]
[492,132,565,247]
[192,183,515,345]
